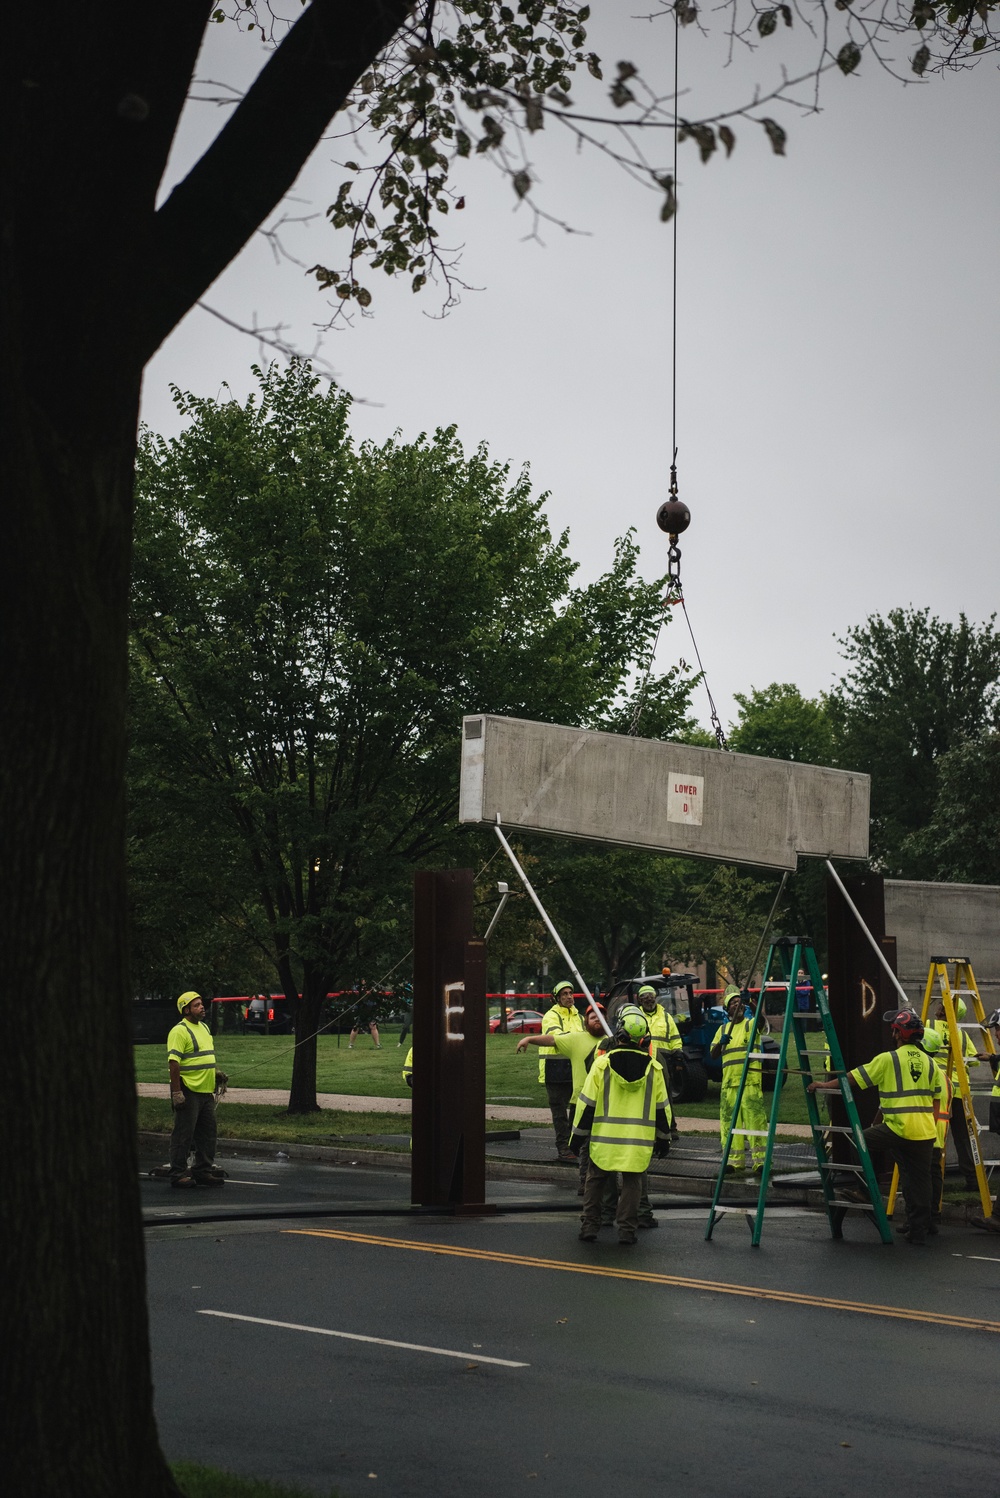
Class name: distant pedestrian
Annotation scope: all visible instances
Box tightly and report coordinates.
[920,1028,950,1226]
[572,1005,672,1246]
[810,1008,942,1246]
[712,986,767,1174]
[977,1009,1000,1138]
[349,1005,382,1049]
[537,981,584,1163]
[517,1003,607,1190]
[167,991,228,1188]
[929,997,981,1188]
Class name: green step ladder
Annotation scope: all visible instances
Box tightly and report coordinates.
[705,936,893,1248]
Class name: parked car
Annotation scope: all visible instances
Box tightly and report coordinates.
[241,995,294,1035]
[488,1009,543,1034]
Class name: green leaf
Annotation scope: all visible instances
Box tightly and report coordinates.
[757,10,778,37]
[911,43,931,73]
[512,169,532,198]
[718,124,736,157]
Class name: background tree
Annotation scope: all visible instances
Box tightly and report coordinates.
[829,608,1000,875]
[667,863,784,986]
[727,681,838,947]
[902,735,1000,886]
[130,362,687,1109]
[727,682,835,765]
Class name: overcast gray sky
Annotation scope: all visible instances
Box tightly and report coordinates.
[141,9,1000,733]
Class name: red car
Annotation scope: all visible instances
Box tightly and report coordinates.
[488,1009,543,1034]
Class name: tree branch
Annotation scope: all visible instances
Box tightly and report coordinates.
[141,0,413,360]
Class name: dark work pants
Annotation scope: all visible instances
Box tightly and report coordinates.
[864,1123,933,1243]
[950,1098,979,1185]
[582,1161,642,1241]
[990,1097,1000,1136]
[546,1081,574,1152]
[577,1139,618,1218]
[170,1086,217,1177]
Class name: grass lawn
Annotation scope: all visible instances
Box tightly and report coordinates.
[135,1030,565,1104]
[174,1463,335,1498]
[136,1029,814,1129]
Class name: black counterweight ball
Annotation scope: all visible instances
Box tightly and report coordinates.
[656,498,691,536]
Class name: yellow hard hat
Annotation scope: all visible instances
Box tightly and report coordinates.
[177,990,201,1014]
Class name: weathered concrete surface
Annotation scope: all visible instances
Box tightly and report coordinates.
[884,878,1000,1006]
[460,714,869,870]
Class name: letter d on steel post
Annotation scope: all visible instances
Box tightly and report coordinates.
[411,870,488,1208]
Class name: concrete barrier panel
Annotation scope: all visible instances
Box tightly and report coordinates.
[885,879,1000,1007]
[460,714,869,871]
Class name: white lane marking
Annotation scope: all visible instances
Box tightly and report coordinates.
[223,1180,278,1187]
[951,1253,1000,1264]
[198,1310,530,1367]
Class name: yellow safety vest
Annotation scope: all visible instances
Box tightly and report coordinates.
[574,1050,668,1172]
[402,1048,413,1087]
[644,1005,682,1074]
[166,1019,217,1093]
[718,1015,761,1087]
[928,1019,979,1079]
[849,1044,940,1141]
[538,1002,583,1084]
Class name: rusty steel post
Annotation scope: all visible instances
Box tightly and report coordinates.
[825,872,900,1173]
[411,869,490,1210]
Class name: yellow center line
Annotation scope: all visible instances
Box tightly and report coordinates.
[285,1227,1000,1336]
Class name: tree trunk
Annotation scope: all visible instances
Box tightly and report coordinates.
[288,966,326,1113]
[2,397,181,1494]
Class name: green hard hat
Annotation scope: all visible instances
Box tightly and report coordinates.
[552,981,574,1001]
[922,1029,945,1054]
[618,1004,650,1043]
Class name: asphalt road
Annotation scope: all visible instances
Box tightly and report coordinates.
[145,1154,1000,1498]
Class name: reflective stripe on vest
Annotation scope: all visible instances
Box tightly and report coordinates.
[176,1021,216,1072]
[871,1049,937,1120]
[720,1017,761,1079]
[589,1065,657,1154]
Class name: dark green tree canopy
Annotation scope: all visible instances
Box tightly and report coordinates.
[130,361,689,1106]
[903,735,1000,886]
[829,607,1000,874]
[728,682,835,765]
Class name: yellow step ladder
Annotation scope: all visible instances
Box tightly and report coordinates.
[888,957,995,1222]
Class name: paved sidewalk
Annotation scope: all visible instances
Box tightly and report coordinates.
[136,1082,810,1135]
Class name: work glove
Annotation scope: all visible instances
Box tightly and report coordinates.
[654,1139,671,1160]
[569,1135,586,1158]
[170,1090,185,1107]
[214,1071,229,1099]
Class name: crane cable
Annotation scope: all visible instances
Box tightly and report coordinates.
[630,5,728,753]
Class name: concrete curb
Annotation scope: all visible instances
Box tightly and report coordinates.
[138,1131,787,1200]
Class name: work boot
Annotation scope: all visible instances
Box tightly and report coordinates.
[637,1217,658,1230]
[579,1227,598,1242]
[618,1232,638,1246]
[193,1165,226,1186]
